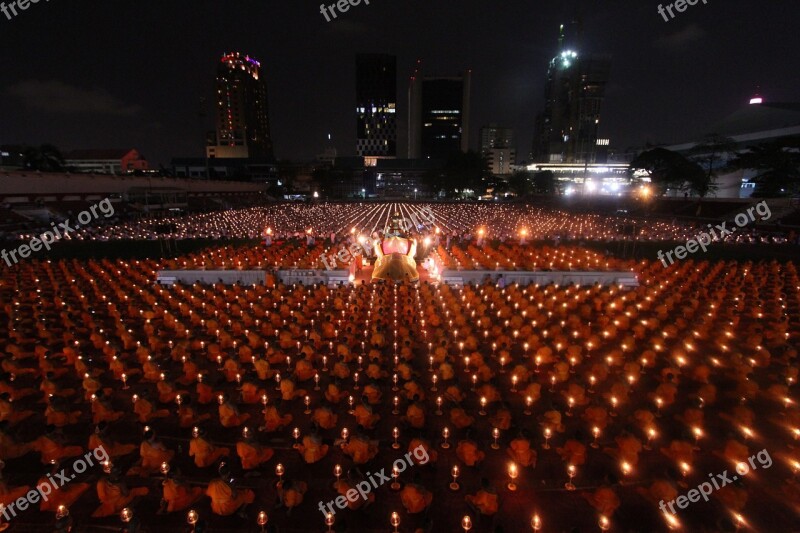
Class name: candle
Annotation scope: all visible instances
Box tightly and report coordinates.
[507,463,519,491]
[543,428,551,449]
[441,427,451,449]
[565,464,576,490]
[450,465,460,490]
[491,427,500,449]
[592,426,601,448]
[479,396,487,415]
[392,427,400,449]
[531,514,542,531]
[462,515,473,532]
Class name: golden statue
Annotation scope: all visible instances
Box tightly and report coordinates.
[371,213,419,282]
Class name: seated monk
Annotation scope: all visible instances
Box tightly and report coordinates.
[240,377,266,405]
[189,427,229,468]
[604,430,643,467]
[324,380,346,404]
[177,396,212,428]
[363,382,382,405]
[403,400,426,429]
[252,356,273,381]
[557,432,587,466]
[465,478,499,516]
[334,472,374,511]
[341,433,378,464]
[92,468,149,517]
[38,465,91,512]
[0,474,30,513]
[160,470,203,513]
[237,427,274,470]
[408,437,438,465]
[296,427,329,464]
[450,406,475,430]
[489,404,512,431]
[276,477,307,517]
[91,390,124,425]
[354,397,380,430]
[218,394,250,428]
[89,422,136,459]
[400,481,433,514]
[31,426,84,465]
[295,357,316,382]
[133,390,169,423]
[507,430,537,468]
[156,374,185,404]
[279,375,306,401]
[583,484,621,516]
[456,436,486,467]
[128,429,175,476]
[311,403,338,430]
[44,397,82,428]
[206,465,254,517]
[260,400,292,433]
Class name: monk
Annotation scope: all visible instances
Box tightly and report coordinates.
[45,397,82,428]
[334,472,374,511]
[507,430,537,468]
[583,483,621,516]
[38,465,92,513]
[189,427,229,468]
[31,426,84,465]
[218,394,250,428]
[311,402,338,430]
[408,437,438,464]
[465,478,500,516]
[92,468,149,517]
[557,432,587,466]
[403,399,426,429]
[341,432,378,464]
[354,397,380,430]
[1,393,36,427]
[400,481,433,514]
[177,396,211,428]
[206,465,255,517]
[260,399,293,433]
[237,427,274,470]
[133,390,169,423]
[276,477,307,517]
[89,422,136,460]
[91,389,124,425]
[128,429,175,476]
[456,436,486,467]
[296,427,329,464]
[160,470,204,513]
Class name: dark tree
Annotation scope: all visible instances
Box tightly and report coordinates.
[23,144,65,172]
[629,148,705,196]
[731,137,800,197]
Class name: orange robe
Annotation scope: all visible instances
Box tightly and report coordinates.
[557,439,587,466]
[219,402,250,428]
[206,479,255,516]
[237,440,275,470]
[342,436,378,464]
[466,489,499,515]
[92,479,149,517]
[456,440,485,466]
[134,440,175,475]
[38,475,91,512]
[262,406,292,432]
[31,436,83,465]
[189,437,229,468]
[507,438,536,467]
[400,483,433,514]
[88,434,136,459]
[297,435,328,464]
[162,479,204,512]
[354,404,380,429]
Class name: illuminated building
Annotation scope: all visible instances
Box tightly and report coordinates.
[481,125,515,176]
[207,52,273,160]
[408,64,472,159]
[356,54,397,160]
[532,20,611,164]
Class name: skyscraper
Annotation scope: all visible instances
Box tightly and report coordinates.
[356,54,397,161]
[207,52,273,160]
[532,21,611,164]
[408,66,471,159]
[480,125,515,176]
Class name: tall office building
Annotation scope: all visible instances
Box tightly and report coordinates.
[408,65,471,159]
[532,20,611,164]
[207,52,273,160]
[480,125,515,175]
[356,54,397,162]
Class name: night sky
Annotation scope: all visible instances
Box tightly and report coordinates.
[1,0,798,167]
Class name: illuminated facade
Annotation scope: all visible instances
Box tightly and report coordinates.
[532,21,611,164]
[481,125,515,175]
[356,54,397,158]
[408,67,471,159]
[207,52,273,160]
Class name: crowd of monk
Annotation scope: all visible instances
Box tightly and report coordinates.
[0,244,799,531]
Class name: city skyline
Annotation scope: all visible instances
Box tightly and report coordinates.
[0,0,797,167]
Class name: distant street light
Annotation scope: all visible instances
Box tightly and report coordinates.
[414,188,418,200]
